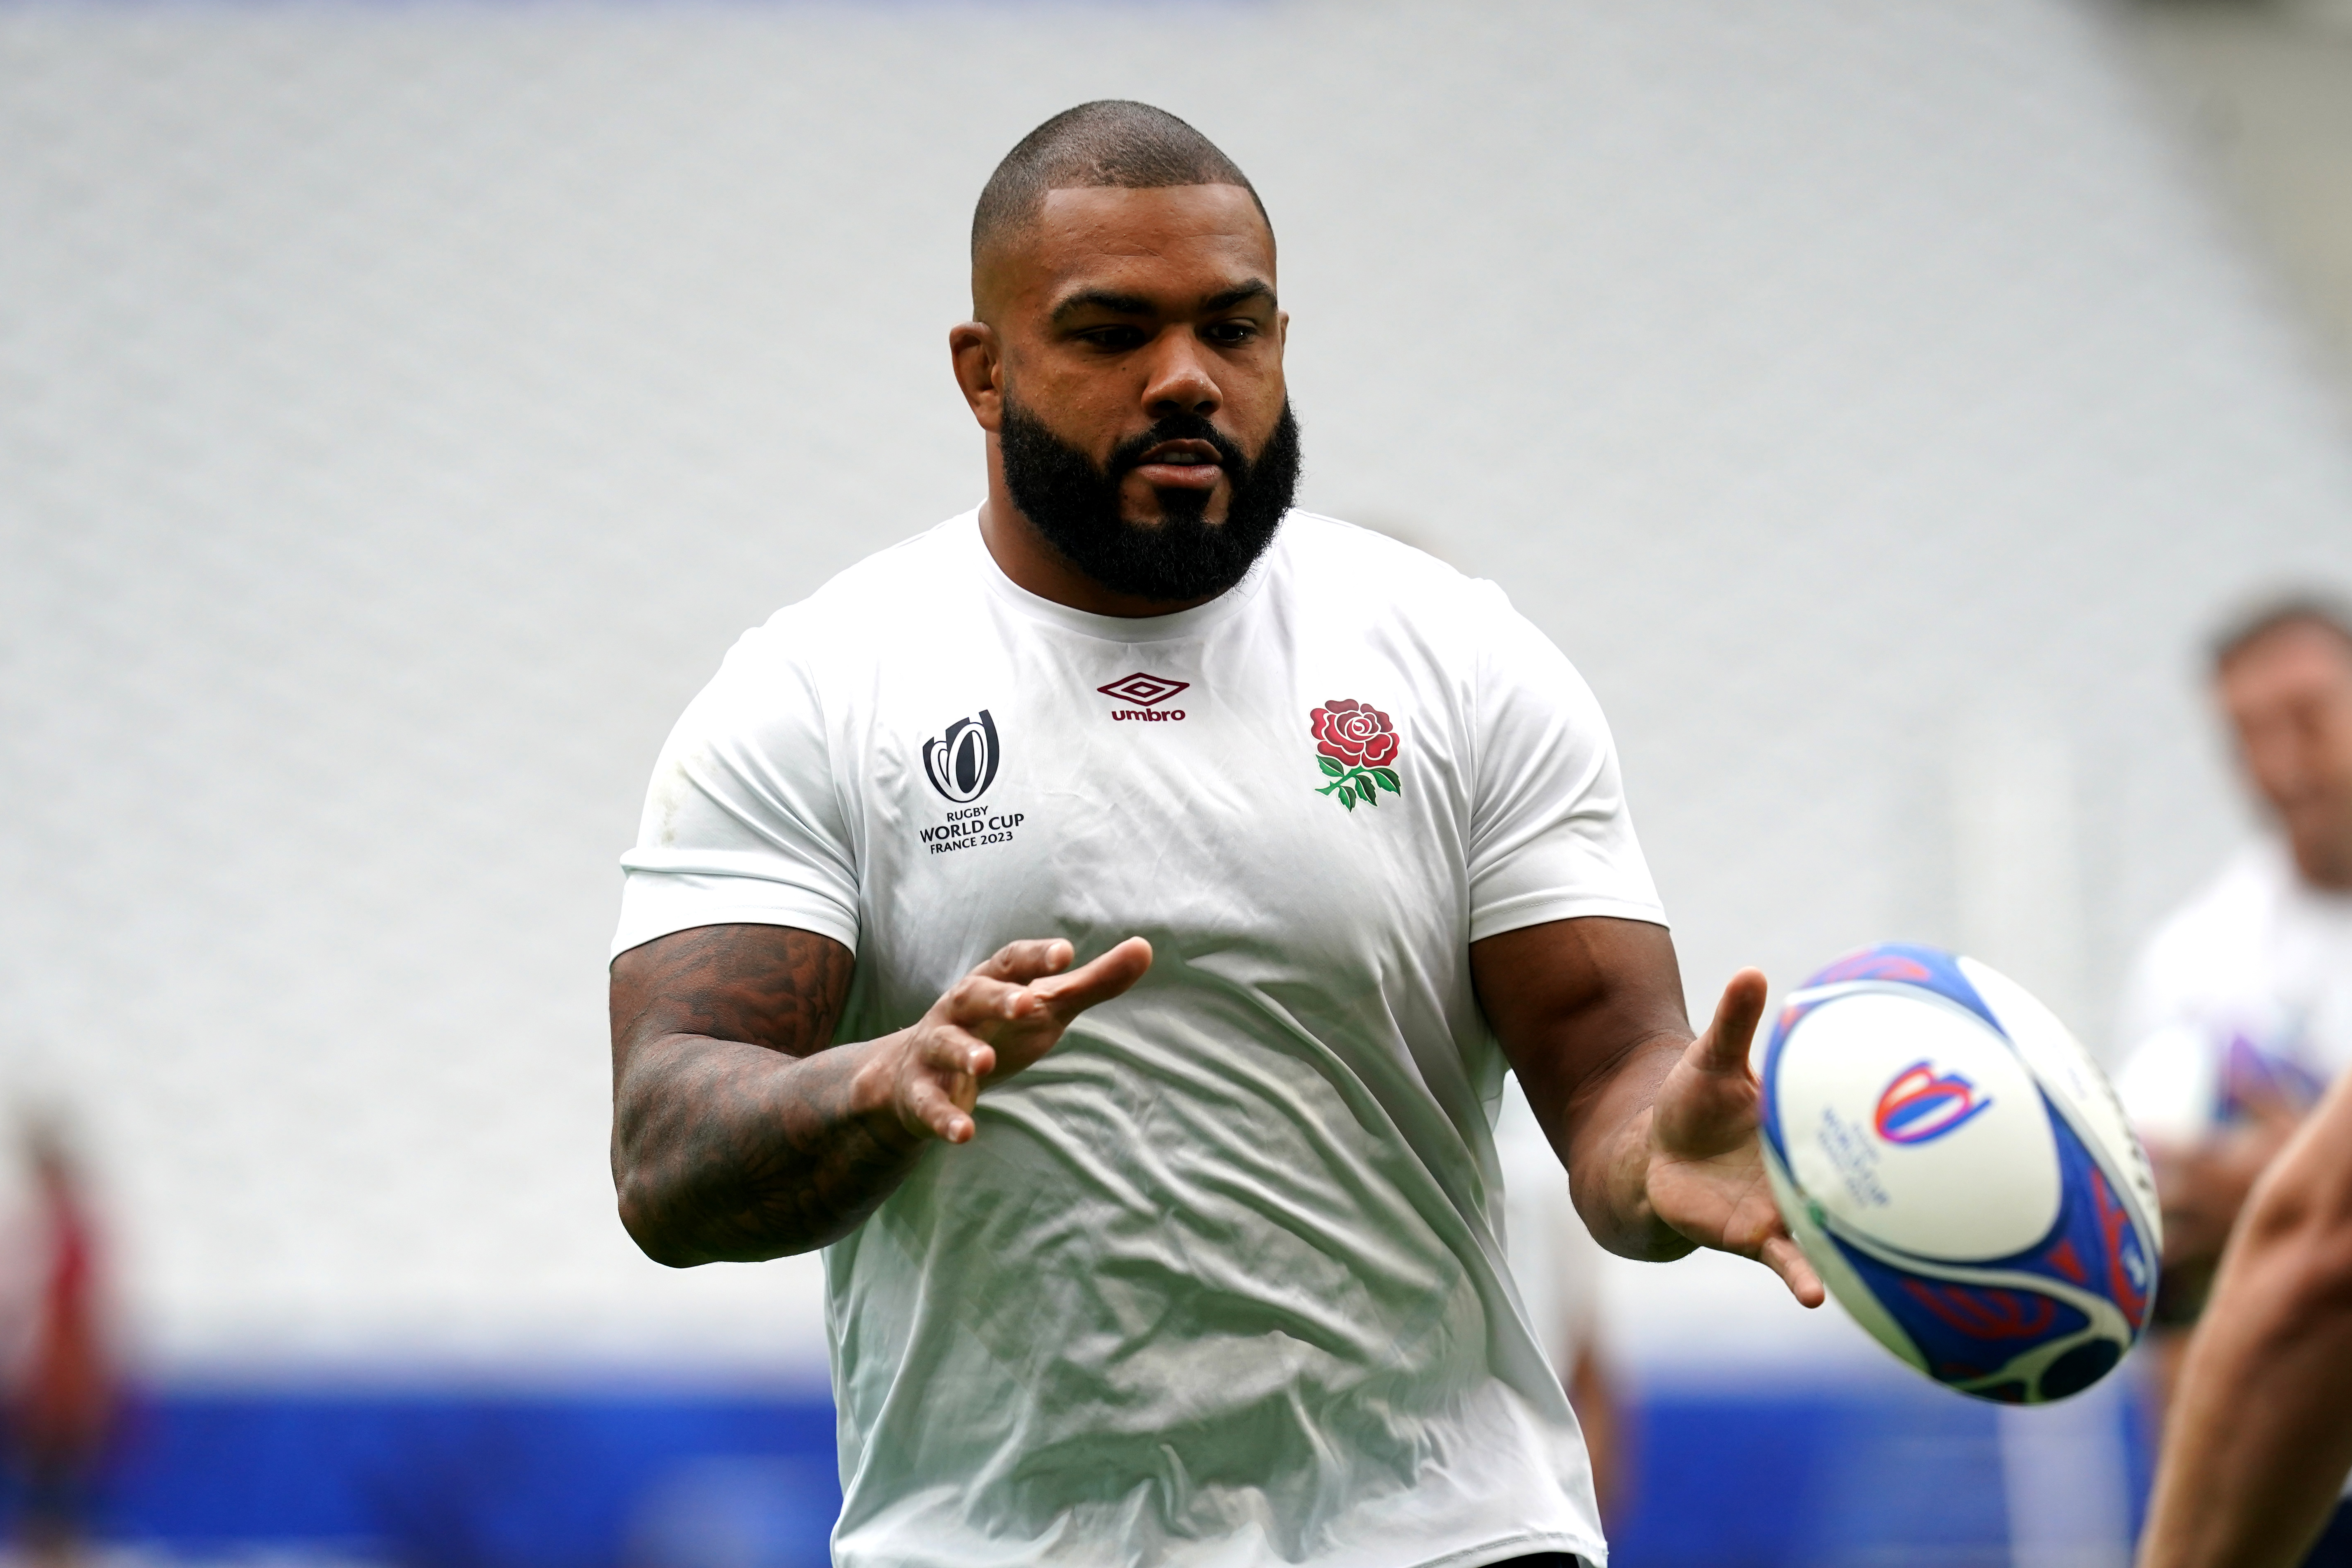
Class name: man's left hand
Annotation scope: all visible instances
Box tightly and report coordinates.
[1643,968,1826,1308]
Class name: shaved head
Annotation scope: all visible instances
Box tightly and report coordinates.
[948,102,1293,615]
[972,101,1269,287]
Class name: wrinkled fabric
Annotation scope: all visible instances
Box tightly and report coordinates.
[616,512,1659,1568]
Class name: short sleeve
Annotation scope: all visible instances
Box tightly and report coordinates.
[611,617,861,959]
[1465,583,1665,944]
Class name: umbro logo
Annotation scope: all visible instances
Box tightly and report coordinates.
[1097,672,1188,707]
[1098,672,1189,723]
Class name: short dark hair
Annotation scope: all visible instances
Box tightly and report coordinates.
[2210,591,2352,672]
[972,101,1268,266]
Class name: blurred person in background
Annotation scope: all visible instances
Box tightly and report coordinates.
[7,1123,117,1566]
[2112,595,2352,1548]
[609,101,1821,1568]
[2135,1065,2352,1568]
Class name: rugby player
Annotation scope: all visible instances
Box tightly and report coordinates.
[2119,600,2352,1568]
[609,100,1821,1568]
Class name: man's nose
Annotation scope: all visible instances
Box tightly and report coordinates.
[1141,334,1221,418]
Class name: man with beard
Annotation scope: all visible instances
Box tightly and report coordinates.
[609,102,1819,1568]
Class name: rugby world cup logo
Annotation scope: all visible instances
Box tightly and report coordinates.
[1874,1060,1993,1146]
[922,710,1000,803]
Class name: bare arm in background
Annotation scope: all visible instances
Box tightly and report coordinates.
[1472,915,1823,1305]
[2138,1067,2352,1568]
[610,924,1150,1266]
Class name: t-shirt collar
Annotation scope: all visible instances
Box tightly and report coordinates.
[961,508,1279,645]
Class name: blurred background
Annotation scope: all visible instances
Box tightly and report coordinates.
[3,0,2350,1562]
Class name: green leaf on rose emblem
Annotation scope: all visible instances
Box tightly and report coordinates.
[1308,699,1403,817]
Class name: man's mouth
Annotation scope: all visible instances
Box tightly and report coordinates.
[1130,439,1226,490]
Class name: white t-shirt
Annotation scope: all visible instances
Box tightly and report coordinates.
[614,510,1665,1568]
[2114,839,2352,1145]
[1495,1076,1608,1379]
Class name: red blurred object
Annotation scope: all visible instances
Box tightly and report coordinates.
[10,1128,117,1563]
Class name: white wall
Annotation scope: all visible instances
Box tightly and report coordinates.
[2,0,2349,1382]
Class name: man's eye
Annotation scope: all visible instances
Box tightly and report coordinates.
[1205,322,1258,345]
[1082,327,1146,350]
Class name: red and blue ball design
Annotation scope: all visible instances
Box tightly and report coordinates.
[1873,1061,1994,1145]
[1760,943,2161,1404]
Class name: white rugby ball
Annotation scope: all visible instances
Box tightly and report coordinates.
[1758,943,2161,1403]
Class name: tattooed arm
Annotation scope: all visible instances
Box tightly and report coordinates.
[609,925,1153,1265]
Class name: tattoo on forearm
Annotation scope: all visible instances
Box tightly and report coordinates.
[611,926,917,1264]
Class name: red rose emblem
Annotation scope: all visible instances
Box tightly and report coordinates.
[1312,698,1400,768]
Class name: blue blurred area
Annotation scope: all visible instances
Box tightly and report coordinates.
[38,1382,2150,1567]
[88,1389,842,1568]
[1608,1383,2148,1568]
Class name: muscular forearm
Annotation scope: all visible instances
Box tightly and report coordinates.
[2141,1113,2352,1568]
[1477,919,1818,1306]
[2141,1242,2352,1567]
[1568,1038,1699,1262]
[612,1030,922,1266]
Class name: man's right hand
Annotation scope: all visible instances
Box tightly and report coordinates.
[612,925,1151,1265]
[858,937,1155,1148]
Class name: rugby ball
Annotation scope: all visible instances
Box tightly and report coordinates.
[1759,943,2161,1403]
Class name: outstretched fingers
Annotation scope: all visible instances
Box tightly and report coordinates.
[905,938,1153,1135]
[1649,963,1825,1309]
[1693,966,1770,1077]
[917,1022,994,1080]
[903,1073,977,1144]
[902,1025,989,1142]
[1031,937,1154,1018]
[973,938,1078,986]
[1761,1233,1827,1309]
[943,971,1050,1030]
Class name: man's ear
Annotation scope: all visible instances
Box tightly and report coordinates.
[949,322,1003,433]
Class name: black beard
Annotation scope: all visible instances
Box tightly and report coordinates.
[998,396,1302,604]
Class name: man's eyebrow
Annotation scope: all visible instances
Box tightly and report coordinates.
[1050,288,1155,324]
[1048,280,1278,326]
[1202,280,1276,313]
